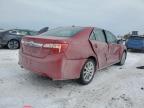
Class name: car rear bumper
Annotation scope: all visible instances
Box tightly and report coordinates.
[19,51,86,80]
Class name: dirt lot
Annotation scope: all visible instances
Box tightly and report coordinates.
[0,49,144,108]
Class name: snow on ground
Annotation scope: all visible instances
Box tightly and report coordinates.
[0,49,144,108]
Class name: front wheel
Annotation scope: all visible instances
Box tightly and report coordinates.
[118,52,126,65]
[78,59,96,85]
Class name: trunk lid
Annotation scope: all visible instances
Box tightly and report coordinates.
[22,36,70,58]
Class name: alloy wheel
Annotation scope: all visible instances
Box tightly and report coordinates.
[8,40,19,49]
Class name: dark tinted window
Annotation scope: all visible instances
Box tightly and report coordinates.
[94,29,106,42]
[41,27,83,37]
[105,31,117,43]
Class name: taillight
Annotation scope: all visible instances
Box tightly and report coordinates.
[43,43,68,54]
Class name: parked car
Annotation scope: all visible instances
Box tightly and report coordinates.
[125,36,144,51]
[0,29,37,49]
[19,26,127,85]
[0,27,49,49]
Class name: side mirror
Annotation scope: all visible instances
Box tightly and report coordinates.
[117,39,123,44]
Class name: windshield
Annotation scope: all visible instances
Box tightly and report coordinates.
[40,27,83,37]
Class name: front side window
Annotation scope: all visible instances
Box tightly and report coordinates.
[41,27,83,37]
[105,31,117,43]
[94,29,106,42]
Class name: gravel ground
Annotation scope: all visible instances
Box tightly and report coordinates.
[0,49,144,108]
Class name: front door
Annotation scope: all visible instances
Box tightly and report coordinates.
[104,30,121,65]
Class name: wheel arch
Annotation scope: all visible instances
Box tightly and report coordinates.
[87,56,99,69]
[122,49,127,58]
[7,38,20,44]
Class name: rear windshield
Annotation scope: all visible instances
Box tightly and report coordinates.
[40,27,83,37]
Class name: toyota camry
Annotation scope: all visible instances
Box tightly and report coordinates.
[19,26,127,85]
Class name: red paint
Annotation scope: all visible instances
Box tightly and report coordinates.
[19,27,126,80]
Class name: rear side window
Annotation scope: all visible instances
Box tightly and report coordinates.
[41,27,83,37]
[105,31,117,43]
[94,29,106,42]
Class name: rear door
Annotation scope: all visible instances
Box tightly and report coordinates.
[89,28,108,69]
[104,30,121,65]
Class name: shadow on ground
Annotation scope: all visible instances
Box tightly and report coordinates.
[21,72,80,89]
[128,49,144,53]
[136,66,144,69]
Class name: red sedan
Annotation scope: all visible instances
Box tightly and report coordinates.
[19,27,127,85]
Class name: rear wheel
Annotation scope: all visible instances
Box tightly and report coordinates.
[118,52,126,65]
[7,40,20,49]
[78,59,96,85]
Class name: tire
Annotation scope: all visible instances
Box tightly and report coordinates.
[7,40,20,49]
[78,59,96,85]
[118,52,126,65]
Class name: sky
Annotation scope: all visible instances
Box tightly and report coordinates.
[0,0,144,35]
